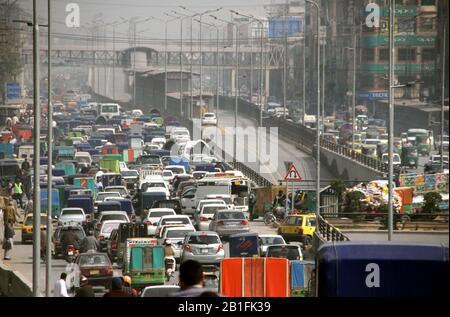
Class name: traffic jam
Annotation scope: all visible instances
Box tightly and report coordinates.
[0,99,314,297]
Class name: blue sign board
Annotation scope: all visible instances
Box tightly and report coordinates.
[357,91,388,101]
[268,16,303,38]
[5,82,21,100]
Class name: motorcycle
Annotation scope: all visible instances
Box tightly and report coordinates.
[264,207,286,225]
[65,245,79,263]
[164,256,176,282]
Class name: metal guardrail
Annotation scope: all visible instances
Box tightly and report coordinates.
[228,161,273,188]
[317,214,350,242]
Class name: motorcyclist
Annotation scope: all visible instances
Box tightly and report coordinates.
[60,226,80,253]
[164,241,175,257]
[272,190,286,219]
[79,233,99,253]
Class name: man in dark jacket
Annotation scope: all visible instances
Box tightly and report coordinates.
[79,233,99,253]
[103,277,132,297]
[60,227,80,252]
[75,276,95,297]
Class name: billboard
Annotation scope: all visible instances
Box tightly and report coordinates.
[4,82,21,103]
[268,16,303,38]
[399,172,449,194]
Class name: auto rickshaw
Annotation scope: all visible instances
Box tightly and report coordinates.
[401,145,419,169]
[361,144,377,159]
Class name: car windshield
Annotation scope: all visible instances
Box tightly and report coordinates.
[218,212,244,220]
[187,235,220,245]
[204,114,215,118]
[101,222,121,233]
[57,228,85,240]
[25,216,47,226]
[121,170,138,177]
[149,211,174,218]
[79,254,110,267]
[61,209,83,216]
[96,192,120,201]
[168,167,184,174]
[260,237,285,245]
[101,105,117,113]
[202,206,225,215]
[163,171,173,177]
[267,246,300,260]
[166,229,194,238]
[140,156,161,164]
[101,215,126,222]
[105,188,126,194]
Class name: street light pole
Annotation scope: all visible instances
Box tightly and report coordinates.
[440,21,446,172]
[32,0,41,297]
[302,35,306,124]
[388,0,395,241]
[305,0,320,233]
[46,0,52,297]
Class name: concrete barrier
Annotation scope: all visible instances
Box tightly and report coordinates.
[0,262,33,297]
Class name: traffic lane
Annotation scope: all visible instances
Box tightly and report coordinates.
[343,231,449,244]
[2,228,121,296]
[212,109,334,183]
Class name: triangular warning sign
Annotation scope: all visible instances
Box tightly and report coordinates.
[284,163,302,181]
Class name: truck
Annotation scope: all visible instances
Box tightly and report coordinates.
[99,155,121,173]
[41,188,61,218]
[116,223,148,265]
[123,238,165,289]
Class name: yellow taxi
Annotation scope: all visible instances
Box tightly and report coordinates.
[21,213,48,244]
[277,213,316,245]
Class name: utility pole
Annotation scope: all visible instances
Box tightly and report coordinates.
[46,0,52,297]
[388,0,395,241]
[283,0,288,119]
[32,0,41,297]
[302,35,306,124]
[440,21,446,172]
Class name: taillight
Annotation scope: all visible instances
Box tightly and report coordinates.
[217,220,224,226]
[216,244,224,253]
[99,235,105,241]
[96,223,101,229]
[145,220,152,225]
[184,244,192,252]
[200,216,208,222]
[241,220,249,225]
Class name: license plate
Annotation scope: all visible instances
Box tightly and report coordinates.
[201,249,209,254]
[90,270,99,275]
[227,222,240,226]
[144,274,153,279]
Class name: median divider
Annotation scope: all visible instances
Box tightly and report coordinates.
[0,262,33,297]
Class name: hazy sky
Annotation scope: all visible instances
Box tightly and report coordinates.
[17,0,284,42]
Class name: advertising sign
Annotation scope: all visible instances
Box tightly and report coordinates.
[399,172,449,194]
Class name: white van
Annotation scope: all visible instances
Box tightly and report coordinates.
[18,145,34,160]
[74,151,92,168]
[98,103,121,120]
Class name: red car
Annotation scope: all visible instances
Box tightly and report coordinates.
[75,251,113,291]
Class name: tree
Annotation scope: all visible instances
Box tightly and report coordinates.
[0,1,23,101]
[343,190,367,221]
[330,179,347,213]
[422,192,442,220]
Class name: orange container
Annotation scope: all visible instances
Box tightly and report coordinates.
[220,258,290,297]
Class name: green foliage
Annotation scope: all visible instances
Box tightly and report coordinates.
[343,190,366,220]
[330,179,347,212]
[422,192,442,214]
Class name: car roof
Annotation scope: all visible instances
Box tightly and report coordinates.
[99,211,128,215]
[258,234,284,238]
[165,226,194,231]
[101,220,126,225]
[148,208,176,213]
[160,215,190,220]
[186,231,219,237]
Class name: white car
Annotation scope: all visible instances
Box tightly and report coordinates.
[164,165,187,175]
[162,170,175,183]
[196,204,230,231]
[140,177,170,193]
[159,226,196,259]
[201,113,217,126]
[150,137,166,149]
[430,154,449,164]
[155,215,195,238]
[258,234,287,256]
[59,208,86,226]
[104,186,129,198]
[143,208,177,236]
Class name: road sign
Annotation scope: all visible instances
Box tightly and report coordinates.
[284,163,302,181]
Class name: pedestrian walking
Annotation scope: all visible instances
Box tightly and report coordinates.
[12,178,24,209]
[53,273,70,297]
[3,219,15,260]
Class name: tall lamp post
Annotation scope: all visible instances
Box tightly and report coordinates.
[163,15,181,114]
[46,0,52,297]
[211,15,239,163]
[305,0,321,233]
[230,10,265,171]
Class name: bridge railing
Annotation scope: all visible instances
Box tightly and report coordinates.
[228,161,274,188]
[317,214,350,242]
